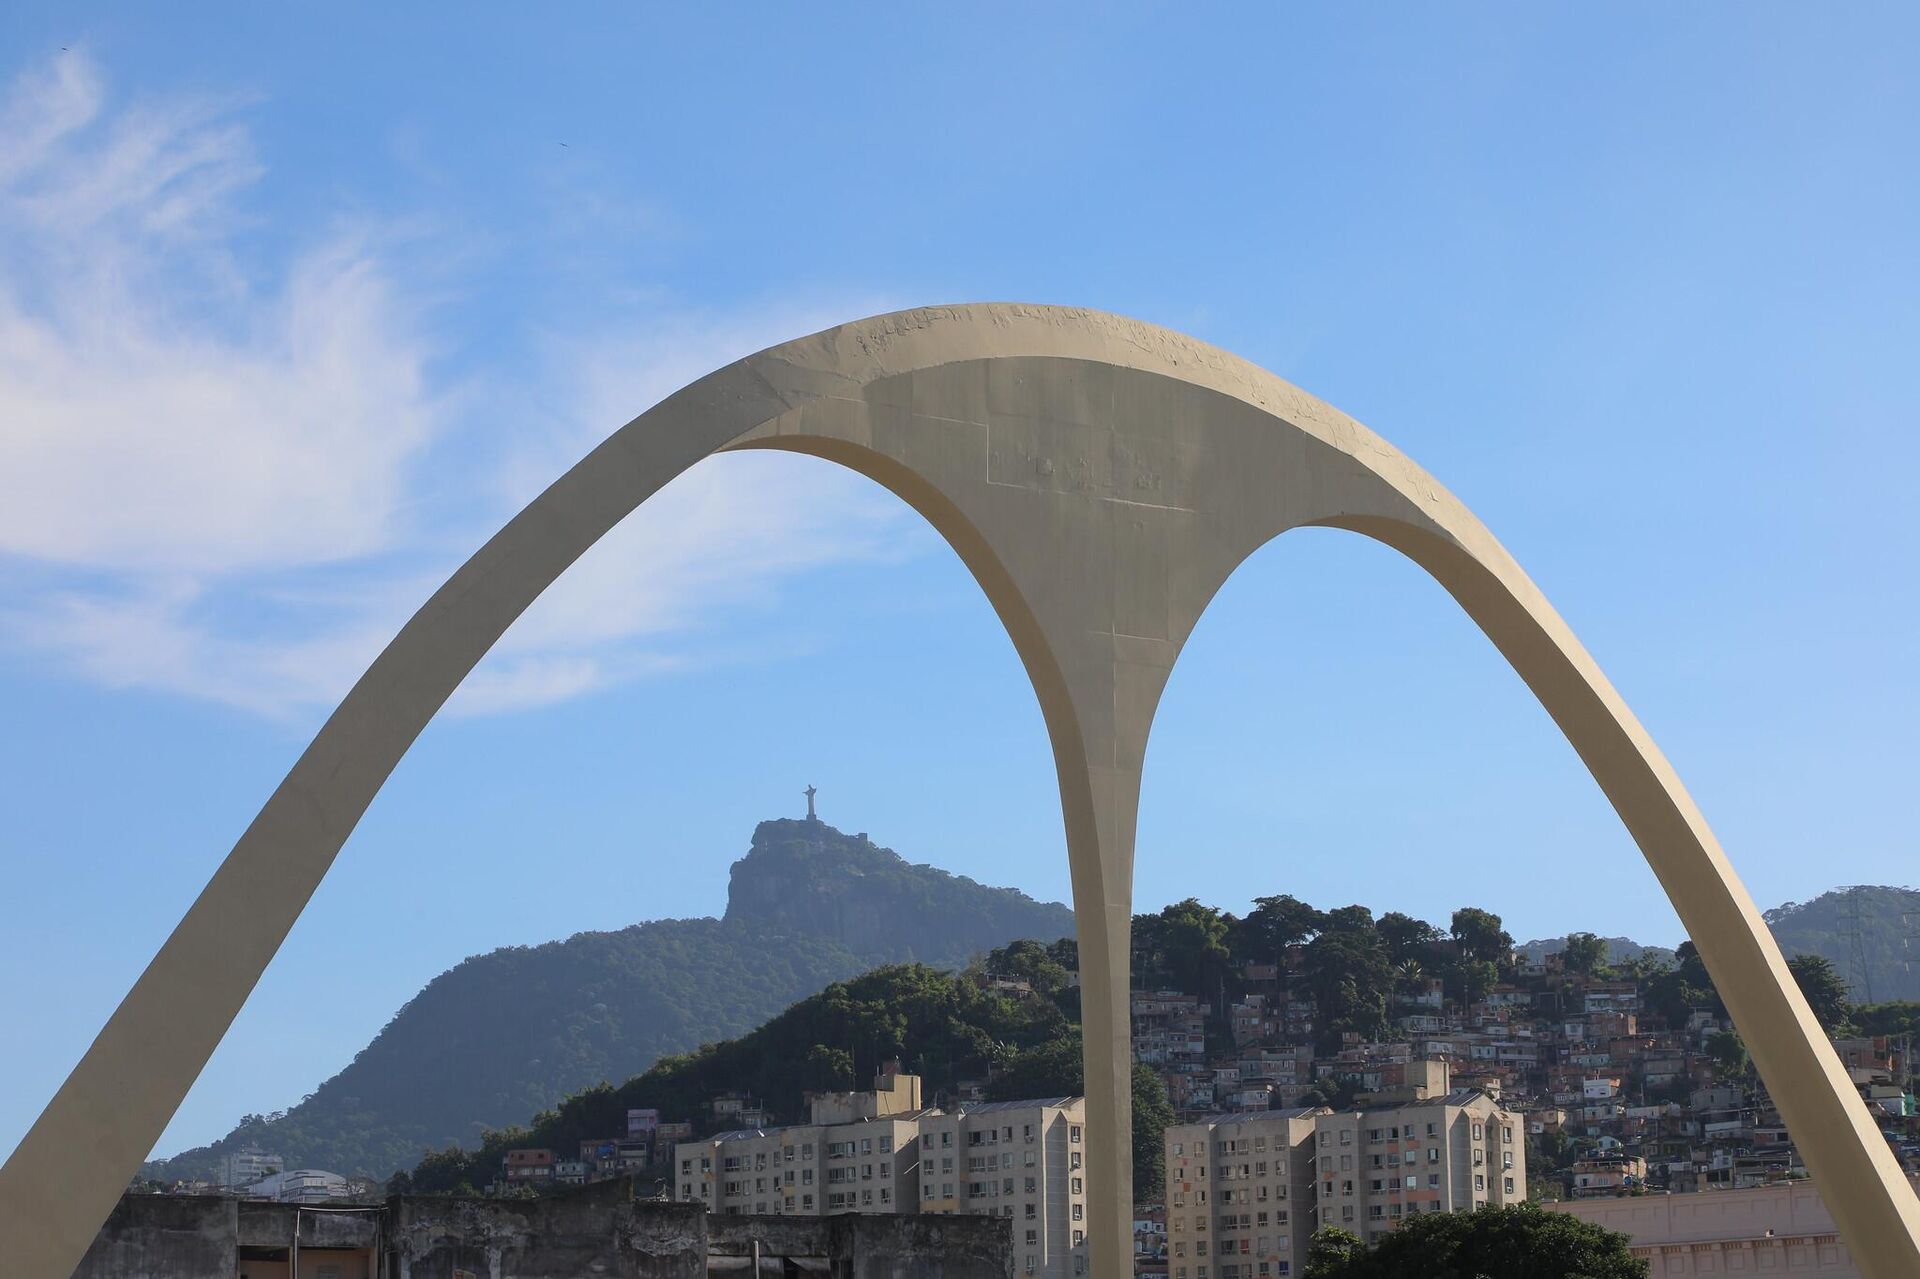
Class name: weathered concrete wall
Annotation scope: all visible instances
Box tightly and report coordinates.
[840,1216,1010,1279]
[76,1187,1007,1279]
[388,1183,704,1279]
[71,1195,237,1279]
[235,1204,379,1250]
[707,1213,1011,1279]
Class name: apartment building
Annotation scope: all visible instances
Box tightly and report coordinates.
[1163,1077,1526,1278]
[1165,1107,1319,1279]
[1311,1089,1525,1241]
[674,1068,1088,1279]
[917,1097,1089,1279]
[674,1065,924,1217]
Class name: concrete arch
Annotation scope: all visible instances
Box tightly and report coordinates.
[5,304,1915,1278]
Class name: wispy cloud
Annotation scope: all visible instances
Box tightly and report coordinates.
[0,53,915,721]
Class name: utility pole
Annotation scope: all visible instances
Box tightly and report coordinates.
[1845,886,1876,1005]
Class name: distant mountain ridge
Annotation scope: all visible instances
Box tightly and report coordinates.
[149,819,1074,1183]
[1764,885,1920,1004]
[1517,935,1677,968]
[1522,885,1918,1002]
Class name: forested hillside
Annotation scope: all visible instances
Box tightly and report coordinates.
[399,957,1176,1202]
[1764,886,1920,1003]
[147,820,1073,1183]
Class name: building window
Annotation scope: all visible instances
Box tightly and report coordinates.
[1071,1125,1083,1143]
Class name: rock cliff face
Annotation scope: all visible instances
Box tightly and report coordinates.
[724,819,1076,965]
[149,820,1073,1183]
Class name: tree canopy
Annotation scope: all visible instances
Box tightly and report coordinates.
[1305,1204,1646,1278]
[1450,907,1514,964]
[1562,931,1610,976]
[1786,953,1853,1033]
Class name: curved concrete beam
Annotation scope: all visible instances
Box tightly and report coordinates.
[5,304,1915,1279]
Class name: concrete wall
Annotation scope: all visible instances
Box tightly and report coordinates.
[389,1183,705,1279]
[72,1195,238,1279]
[709,1213,1010,1279]
[1546,1174,1920,1278]
[74,1186,1010,1279]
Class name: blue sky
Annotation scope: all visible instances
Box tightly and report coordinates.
[2,6,1916,1161]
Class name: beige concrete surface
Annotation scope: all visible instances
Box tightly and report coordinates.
[4,304,1916,1278]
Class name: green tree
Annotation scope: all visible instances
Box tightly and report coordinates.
[1562,932,1610,976]
[1786,953,1853,1033]
[1706,1028,1749,1082]
[1854,1000,1920,1038]
[1446,957,1500,1008]
[1646,940,1723,1027]
[1304,1202,1645,1278]
[1393,957,1427,997]
[1450,907,1514,965]
[1242,894,1325,972]
[1304,1227,1368,1279]
[801,1045,855,1092]
[1153,898,1236,997]
[1377,912,1442,966]
[1301,1074,1365,1110]
[1304,909,1391,1049]
[1132,1065,1176,1200]
[986,1037,1084,1102]
[985,939,1071,994]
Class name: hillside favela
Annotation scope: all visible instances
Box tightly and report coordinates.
[91,812,1918,1279]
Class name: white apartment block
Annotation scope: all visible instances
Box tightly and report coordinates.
[673,1068,1090,1279]
[918,1097,1090,1279]
[1163,1085,1526,1279]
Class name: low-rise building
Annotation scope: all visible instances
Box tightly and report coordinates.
[1570,1152,1648,1197]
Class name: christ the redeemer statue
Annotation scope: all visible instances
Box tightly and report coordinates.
[804,784,818,821]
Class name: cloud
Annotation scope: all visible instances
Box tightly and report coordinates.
[0,54,917,721]
[0,54,437,575]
